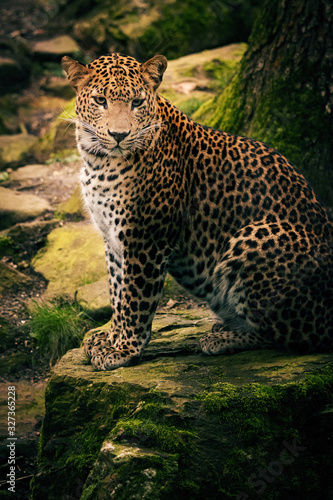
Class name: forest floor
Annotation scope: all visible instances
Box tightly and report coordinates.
[0,2,73,496]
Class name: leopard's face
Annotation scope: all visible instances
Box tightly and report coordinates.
[62,54,167,157]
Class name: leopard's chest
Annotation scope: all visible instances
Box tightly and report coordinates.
[80,157,128,256]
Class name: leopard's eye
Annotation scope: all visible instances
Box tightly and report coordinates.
[93,96,107,107]
[132,98,145,109]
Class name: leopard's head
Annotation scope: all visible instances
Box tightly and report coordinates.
[62,53,167,157]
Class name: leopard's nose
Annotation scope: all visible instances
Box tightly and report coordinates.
[108,130,130,144]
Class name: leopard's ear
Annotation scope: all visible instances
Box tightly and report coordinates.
[62,56,91,90]
[141,55,167,90]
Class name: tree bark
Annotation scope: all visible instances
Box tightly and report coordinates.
[208,0,333,208]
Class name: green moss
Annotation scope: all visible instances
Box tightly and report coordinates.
[0,171,10,182]
[248,0,281,48]
[31,379,139,499]
[203,58,242,89]
[55,184,85,221]
[32,222,106,298]
[81,446,179,500]
[199,365,333,434]
[206,66,246,132]
[112,418,197,455]
[137,0,258,60]
[194,364,333,497]
[138,0,227,60]
[177,97,206,117]
[0,235,15,258]
[247,73,332,201]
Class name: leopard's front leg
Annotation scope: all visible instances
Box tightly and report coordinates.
[84,241,168,370]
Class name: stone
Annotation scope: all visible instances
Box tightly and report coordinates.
[32,35,81,59]
[0,134,37,168]
[9,164,50,181]
[32,222,106,298]
[76,277,110,312]
[56,184,86,219]
[0,186,52,230]
[31,99,76,162]
[158,44,246,117]
[0,261,32,294]
[31,327,333,499]
[0,219,59,260]
[72,0,257,61]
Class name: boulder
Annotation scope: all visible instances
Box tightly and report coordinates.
[31,318,333,499]
[56,184,86,220]
[32,35,81,60]
[9,164,50,181]
[72,0,260,60]
[76,276,110,312]
[0,134,37,168]
[0,219,59,260]
[159,43,247,117]
[31,99,76,163]
[0,186,52,230]
[0,261,32,294]
[32,222,106,298]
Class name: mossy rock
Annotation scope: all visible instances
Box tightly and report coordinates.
[0,261,32,294]
[76,277,110,312]
[0,134,37,169]
[32,317,333,500]
[32,222,106,298]
[56,184,86,220]
[0,219,59,262]
[159,44,247,117]
[72,0,260,60]
[31,99,76,163]
[0,186,52,230]
[32,35,81,60]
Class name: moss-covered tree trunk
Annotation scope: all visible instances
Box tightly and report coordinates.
[206,0,333,208]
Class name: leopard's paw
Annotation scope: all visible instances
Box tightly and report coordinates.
[91,346,140,370]
[84,330,110,358]
[200,332,236,355]
[200,329,265,355]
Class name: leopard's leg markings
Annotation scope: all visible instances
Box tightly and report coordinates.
[85,242,169,370]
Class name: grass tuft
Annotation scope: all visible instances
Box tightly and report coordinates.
[29,298,92,366]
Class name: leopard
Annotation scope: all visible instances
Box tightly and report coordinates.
[62,52,333,371]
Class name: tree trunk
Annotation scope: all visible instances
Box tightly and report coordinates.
[207,0,333,208]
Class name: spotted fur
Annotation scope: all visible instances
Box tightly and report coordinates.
[62,53,333,370]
